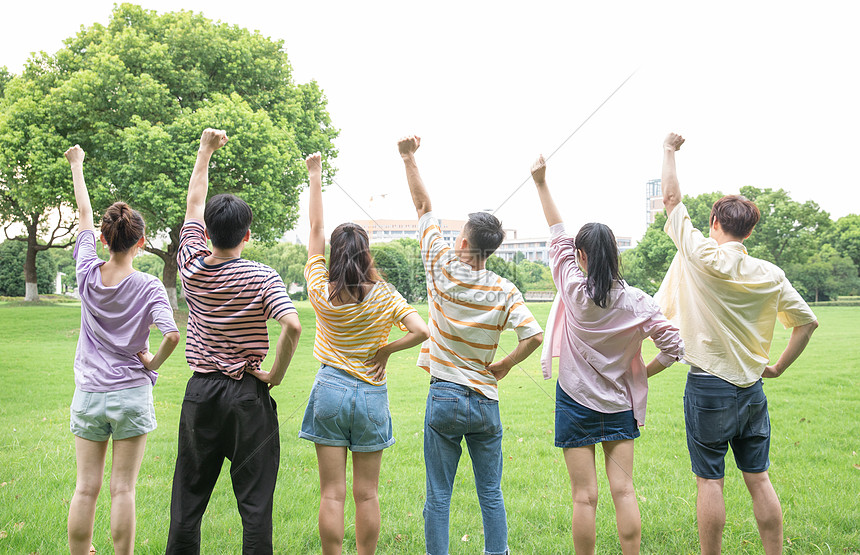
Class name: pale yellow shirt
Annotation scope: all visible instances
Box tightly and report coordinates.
[655,203,816,387]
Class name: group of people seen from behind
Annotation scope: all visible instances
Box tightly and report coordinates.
[64,129,817,555]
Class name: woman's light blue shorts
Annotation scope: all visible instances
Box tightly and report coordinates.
[70,384,156,441]
[299,364,395,452]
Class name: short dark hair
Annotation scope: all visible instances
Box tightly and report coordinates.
[465,212,505,260]
[204,194,253,249]
[101,202,145,253]
[710,195,760,239]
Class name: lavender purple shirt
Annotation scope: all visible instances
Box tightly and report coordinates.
[541,223,685,425]
[73,230,178,392]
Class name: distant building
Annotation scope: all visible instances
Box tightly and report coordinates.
[353,218,465,244]
[646,178,664,225]
[496,234,633,265]
[353,218,517,246]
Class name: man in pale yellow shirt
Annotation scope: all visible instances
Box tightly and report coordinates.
[656,133,818,555]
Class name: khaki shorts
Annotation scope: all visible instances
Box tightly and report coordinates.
[70,384,156,441]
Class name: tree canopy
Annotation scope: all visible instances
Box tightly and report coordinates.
[1,3,338,305]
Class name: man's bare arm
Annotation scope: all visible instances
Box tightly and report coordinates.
[247,313,302,387]
[487,333,544,381]
[762,320,818,378]
[185,128,228,222]
[397,135,432,217]
[661,133,685,216]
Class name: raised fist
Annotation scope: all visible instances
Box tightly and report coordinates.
[64,145,85,166]
[397,135,421,158]
[664,133,685,151]
[305,152,322,176]
[200,128,228,153]
[531,155,547,184]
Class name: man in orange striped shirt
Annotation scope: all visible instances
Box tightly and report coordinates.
[398,135,543,555]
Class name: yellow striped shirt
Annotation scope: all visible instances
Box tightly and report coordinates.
[305,255,417,385]
[418,212,543,399]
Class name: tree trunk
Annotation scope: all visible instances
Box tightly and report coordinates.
[24,223,40,302]
[163,255,179,310]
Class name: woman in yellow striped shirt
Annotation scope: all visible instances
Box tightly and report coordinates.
[299,153,429,555]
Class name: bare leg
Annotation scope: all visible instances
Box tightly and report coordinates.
[352,450,384,555]
[743,471,783,554]
[315,444,348,555]
[108,434,147,555]
[563,445,598,555]
[68,436,108,555]
[603,440,640,554]
[696,476,725,555]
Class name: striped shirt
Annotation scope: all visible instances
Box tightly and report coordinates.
[305,255,417,385]
[418,212,543,400]
[178,219,296,378]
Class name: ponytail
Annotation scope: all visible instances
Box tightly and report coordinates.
[101,202,145,253]
[574,222,622,309]
[328,223,380,303]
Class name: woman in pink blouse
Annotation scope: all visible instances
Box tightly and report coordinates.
[530,155,684,555]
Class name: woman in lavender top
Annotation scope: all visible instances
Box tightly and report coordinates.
[530,155,684,555]
[64,145,180,555]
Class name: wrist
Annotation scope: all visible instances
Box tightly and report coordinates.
[400,153,416,163]
[70,163,83,170]
[533,177,547,186]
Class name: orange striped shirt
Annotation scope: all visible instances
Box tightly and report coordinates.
[305,255,417,385]
[418,212,542,399]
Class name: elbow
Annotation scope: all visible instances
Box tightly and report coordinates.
[416,325,430,343]
[531,332,544,348]
[285,318,302,339]
[804,320,819,337]
[165,331,181,347]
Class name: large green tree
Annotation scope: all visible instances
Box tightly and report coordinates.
[0,69,75,301]
[741,186,831,267]
[823,214,860,273]
[787,245,860,302]
[40,3,337,307]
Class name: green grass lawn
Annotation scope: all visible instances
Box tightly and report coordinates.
[0,302,857,554]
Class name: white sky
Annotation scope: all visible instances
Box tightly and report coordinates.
[3,1,859,244]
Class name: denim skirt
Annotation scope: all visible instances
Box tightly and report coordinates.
[554,382,640,448]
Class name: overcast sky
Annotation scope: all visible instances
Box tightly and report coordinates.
[3,1,858,243]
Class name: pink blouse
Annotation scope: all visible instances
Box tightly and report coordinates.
[541,224,684,425]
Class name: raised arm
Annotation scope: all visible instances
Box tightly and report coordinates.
[65,145,95,232]
[762,320,818,378]
[306,152,325,258]
[661,133,685,216]
[530,155,563,227]
[185,128,228,222]
[397,135,432,217]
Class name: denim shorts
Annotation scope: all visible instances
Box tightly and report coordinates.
[299,364,395,452]
[69,384,156,441]
[684,372,771,479]
[555,382,639,448]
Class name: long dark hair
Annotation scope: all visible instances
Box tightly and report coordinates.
[101,202,145,253]
[328,223,381,303]
[575,222,623,309]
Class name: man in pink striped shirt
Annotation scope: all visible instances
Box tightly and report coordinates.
[166,129,302,554]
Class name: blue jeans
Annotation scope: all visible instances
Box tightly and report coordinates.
[423,380,509,555]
